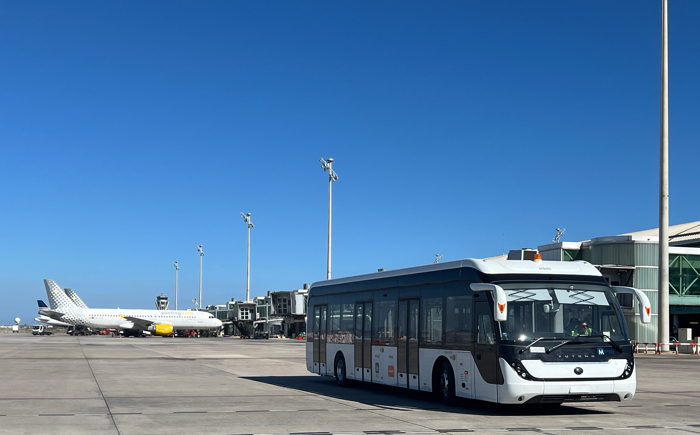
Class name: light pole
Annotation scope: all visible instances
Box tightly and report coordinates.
[241,212,254,302]
[172,261,179,310]
[658,0,670,352]
[320,157,338,280]
[196,245,204,309]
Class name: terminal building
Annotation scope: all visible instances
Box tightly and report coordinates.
[535,221,700,343]
[206,284,308,338]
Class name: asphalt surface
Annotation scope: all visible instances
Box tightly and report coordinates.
[1,334,699,435]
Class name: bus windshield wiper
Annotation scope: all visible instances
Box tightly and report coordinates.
[519,337,561,354]
[583,334,624,353]
[546,335,624,354]
[546,338,587,354]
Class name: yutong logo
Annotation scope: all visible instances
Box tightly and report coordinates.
[563,354,596,358]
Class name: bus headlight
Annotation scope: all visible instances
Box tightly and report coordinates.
[506,359,534,381]
[619,359,634,379]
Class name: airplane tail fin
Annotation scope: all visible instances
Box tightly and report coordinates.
[37,300,50,309]
[44,279,77,310]
[64,288,89,309]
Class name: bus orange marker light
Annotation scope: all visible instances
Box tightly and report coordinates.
[645,307,651,316]
[498,303,506,314]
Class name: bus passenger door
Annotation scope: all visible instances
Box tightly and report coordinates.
[397,299,420,389]
[354,302,373,382]
[319,305,328,375]
[473,299,499,402]
[313,306,320,374]
[364,302,373,382]
[354,303,364,380]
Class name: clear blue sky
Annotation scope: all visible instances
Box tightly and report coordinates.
[1,2,698,325]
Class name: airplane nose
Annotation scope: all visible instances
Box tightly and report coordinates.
[215,319,222,327]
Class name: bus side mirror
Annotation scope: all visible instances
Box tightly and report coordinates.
[470,283,507,322]
[611,286,651,324]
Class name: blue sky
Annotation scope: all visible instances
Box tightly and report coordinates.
[1,2,698,324]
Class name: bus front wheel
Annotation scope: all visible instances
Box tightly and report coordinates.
[437,359,456,406]
[334,353,349,387]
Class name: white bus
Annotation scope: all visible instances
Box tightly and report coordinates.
[306,257,650,405]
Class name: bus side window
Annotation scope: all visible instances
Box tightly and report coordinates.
[372,300,397,346]
[476,303,495,345]
[446,296,472,346]
[421,297,443,346]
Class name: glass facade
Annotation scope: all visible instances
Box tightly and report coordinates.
[562,249,583,261]
[669,254,700,297]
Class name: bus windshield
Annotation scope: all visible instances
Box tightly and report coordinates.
[499,287,629,343]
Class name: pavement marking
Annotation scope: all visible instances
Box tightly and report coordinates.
[78,339,121,435]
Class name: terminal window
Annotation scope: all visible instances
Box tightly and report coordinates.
[240,307,251,320]
[277,297,289,315]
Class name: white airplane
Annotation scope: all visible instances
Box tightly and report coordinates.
[38,279,222,335]
[34,286,89,327]
[35,300,72,327]
[64,288,89,309]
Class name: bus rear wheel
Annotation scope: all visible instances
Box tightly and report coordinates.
[335,353,349,387]
[437,359,456,406]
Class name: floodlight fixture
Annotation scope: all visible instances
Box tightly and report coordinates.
[553,228,566,243]
[434,254,443,264]
[241,212,254,229]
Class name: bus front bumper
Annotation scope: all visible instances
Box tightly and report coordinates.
[497,358,636,404]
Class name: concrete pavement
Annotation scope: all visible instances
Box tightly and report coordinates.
[0,334,698,435]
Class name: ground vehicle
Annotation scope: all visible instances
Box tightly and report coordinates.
[12,325,19,333]
[306,258,651,405]
[669,336,679,351]
[32,325,53,335]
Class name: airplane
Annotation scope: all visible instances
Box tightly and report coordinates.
[64,288,89,309]
[38,279,222,336]
[35,300,72,327]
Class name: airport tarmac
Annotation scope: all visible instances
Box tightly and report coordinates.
[0,334,698,435]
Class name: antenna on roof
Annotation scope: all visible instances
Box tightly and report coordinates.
[434,254,443,264]
[553,228,566,243]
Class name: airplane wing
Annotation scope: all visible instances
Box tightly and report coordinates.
[123,316,155,329]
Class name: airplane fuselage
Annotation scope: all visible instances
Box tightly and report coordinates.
[76,309,221,330]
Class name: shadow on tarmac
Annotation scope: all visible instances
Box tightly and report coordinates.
[244,375,613,417]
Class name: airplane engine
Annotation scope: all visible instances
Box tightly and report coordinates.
[150,324,173,336]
